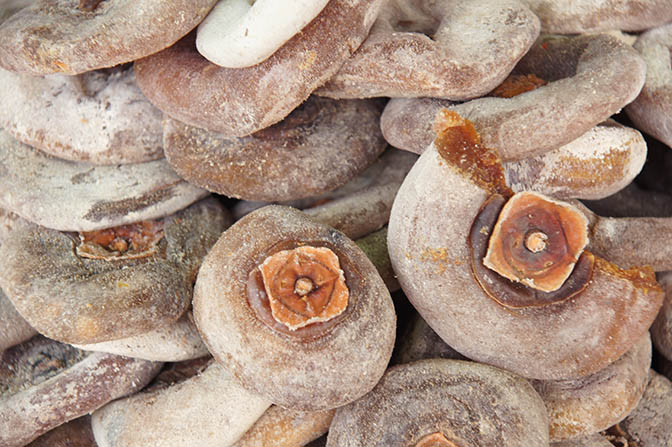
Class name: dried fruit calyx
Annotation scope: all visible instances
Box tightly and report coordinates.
[259,246,349,330]
[415,432,460,447]
[77,220,164,260]
[483,191,589,292]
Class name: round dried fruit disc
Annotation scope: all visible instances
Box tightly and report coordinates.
[0,130,208,232]
[0,65,164,165]
[0,0,219,75]
[194,206,396,411]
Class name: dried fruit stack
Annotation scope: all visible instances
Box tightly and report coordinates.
[1,1,672,446]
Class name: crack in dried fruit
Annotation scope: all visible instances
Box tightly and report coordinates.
[259,246,349,330]
[76,220,164,260]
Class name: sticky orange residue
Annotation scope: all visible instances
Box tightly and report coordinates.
[433,109,512,197]
[489,73,547,98]
[595,257,661,294]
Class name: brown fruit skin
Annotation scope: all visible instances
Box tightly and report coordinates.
[327,359,549,447]
[651,272,672,362]
[0,287,35,352]
[163,97,386,202]
[231,406,335,447]
[0,336,162,447]
[393,313,468,365]
[135,0,385,137]
[388,132,662,380]
[611,370,672,446]
[626,23,672,149]
[193,206,396,411]
[531,334,651,442]
[523,0,672,34]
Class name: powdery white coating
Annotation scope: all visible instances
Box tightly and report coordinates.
[584,211,672,271]
[135,0,385,137]
[91,361,271,447]
[327,359,549,446]
[625,23,672,149]
[163,97,387,202]
[197,0,329,68]
[317,0,540,99]
[521,0,672,33]
[0,346,162,447]
[0,0,219,75]
[232,149,418,240]
[0,130,208,232]
[73,313,209,362]
[531,334,651,441]
[380,34,646,161]
[615,371,672,446]
[0,208,30,244]
[304,150,418,240]
[0,289,36,352]
[387,143,662,380]
[505,121,647,200]
[0,66,164,165]
[193,206,396,410]
[232,405,335,447]
[0,209,36,352]
[551,434,613,447]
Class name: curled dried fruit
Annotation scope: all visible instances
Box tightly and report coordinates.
[387,109,662,380]
[259,246,348,331]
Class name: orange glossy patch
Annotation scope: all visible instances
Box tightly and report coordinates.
[433,110,512,197]
[259,246,349,330]
[415,432,460,447]
[77,220,164,260]
[489,73,547,98]
[483,191,589,292]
